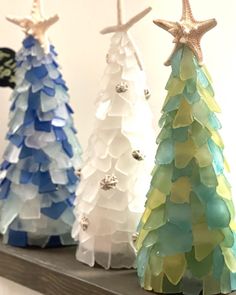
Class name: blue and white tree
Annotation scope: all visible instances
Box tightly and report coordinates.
[0,0,82,248]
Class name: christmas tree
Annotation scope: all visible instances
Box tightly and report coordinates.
[136,0,236,294]
[72,0,155,269]
[0,0,82,248]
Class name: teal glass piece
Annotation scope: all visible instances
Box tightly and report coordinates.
[191,121,211,147]
[230,272,236,291]
[173,127,189,142]
[193,183,216,204]
[172,161,193,182]
[199,165,218,187]
[185,78,196,94]
[163,276,182,293]
[190,192,205,224]
[213,246,224,279]
[208,139,224,175]
[221,266,231,294]
[197,68,209,88]
[144,205,166,231]
[163,95,182,113]
[151,164,173,195]
[159,112,175,128]
[137,246,151,279]
[166,201,192,231]
[143,230,158,248]
[156,126,172,144]
[156,223,193,256]
[192,100,210,126]
[206,198,230,229]
[186,248,213,278]
[156,139,174,165]
[185,89,201,104]
[221,228,234,248]
[149,246,163,276]
[209,112,222,130]
[171,47,183,77]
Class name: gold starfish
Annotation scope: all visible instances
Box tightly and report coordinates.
[154,0,217,66]
[6,0,59,53]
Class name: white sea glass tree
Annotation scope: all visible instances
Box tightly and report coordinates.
[72,0,155,269]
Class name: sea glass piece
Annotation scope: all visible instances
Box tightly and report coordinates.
[203,274,221,295]
[217,174,232,200]
[156,127,172,144]
[200,165,218,187]
[191,121,211,147]
[208,139,224,175]
[156,139,174,165]
[171,47,183,77]
[170,177,191,203]
[173,99,193,128]
[163,254,186,285]
[211,131,224,148]
[195,144,212,167]
[209,112,222,130]
[143,230,158,248]
[166,201,191,231]
[137,246,151,278]
[146,188,166,210]
[156,223,193,256]
[180,47,196,80]
[221,228,234,248]
[166,77,185,97]
[172,162,193,181]
[175,139,196,169]
[149,247,163,276]
[186,248,212,278]
[162,95,182,113]
[198,86,221,113]
[221,266,232,294]
[213,246,224,279]
[197,68,209,88]
[206,198,230,228]
[144,205,166,231]
[190,192,205,224]
[222,247,236,273]
[192,100,210,126]
[151,164,173,194]
[172,127,188,142]
[192,223,224,261]
[152,273,164,293]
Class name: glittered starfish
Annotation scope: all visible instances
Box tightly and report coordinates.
[154,0,217,66]
[6,0,59,53]
[100,0,151,35]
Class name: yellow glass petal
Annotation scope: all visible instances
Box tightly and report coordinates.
[230,220,236,231]
[192,223,224,261]
[163,254,186,285]
[217,174,232,200]
[175,139,196,169]
[173,99,193,128]
[167,78,185,97]
[136,229,148,251]
[152,272,164,293]
[224,159,230,172]
[211,131,224,149]
[180,47,196,80]
[202,66,213,83]
[144,265,153,291]
[147,188,166,210]
[195,144,212,167]
[142,207,152,224]
[197,86,221,113]
[222,247,236,273]
[171,177,191,203]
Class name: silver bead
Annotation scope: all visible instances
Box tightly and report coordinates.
[116,82,128,93]
[80,216,89,231]
[132,150,145,161]
[100,175,118,191]
[144,89,151,100]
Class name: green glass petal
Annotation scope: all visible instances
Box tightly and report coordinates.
[175,139,196,168]
[200,165,218,187]
[157,223,193,256]
[171,177,191,204]
[184,89,201,104]
[190,192,205,224]
[146,188,166,210]
[159,112,175,128]
[186,248,213,278]
[173,99,193,128]
[180,46,196,80]
[143,230,158,248]
[152,272,164,293]
[192,100,210,126]
[195,144,212,168]
[221,228,234,248]
[203,275,221,295]
[163,275,182,293]
[165,74,174,90]
[171,47,183,77]
[151,164,173,194]
[137,246,151,279]
[206,198,231,229]
[185,78,196,94]
[191,121,211,147]
[143,264,152,291]
[230,271,236,291]
[162,95,182,113]
[149,247,163,276]
[166,201,192,231]
[156,139,174,165]
[193,183,216,204]
[156,126,172,144]
[173,127,189,142]
[213,246,224,279]
[167,77,185,97]
[220,266,232,294]
[172,161,193,181]
[144,205,166,231]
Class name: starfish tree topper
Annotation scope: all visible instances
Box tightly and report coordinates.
[154,0,217,66]
[6,0,59,53]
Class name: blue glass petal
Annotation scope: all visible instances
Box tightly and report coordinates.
[28,90,41,110]
[46,236,62,247]
[24,109,35,126]
[62,140,73,158]
[208,139,224,175]
[0,179,11,199]
[32,65,48,79]
[34,150,50,164]
[19,146,33,159]
[41,201,67,219]
[209,113,222,130]
[66,193,75,207]
[66,103,74,114]
[67,168,78,185]
[35,118,52,132]
[39,171,57,193]
[156,138,174,165]
[54,127,67,141]
[193,183,217,204]
[0,161,11,170]
[42,86,55,97]
[9,134,24,147]
[8,230,28,247]
[23,36,36,48]
[20,170,33,184]
[197,69,209,88]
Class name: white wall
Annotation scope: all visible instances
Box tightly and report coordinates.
[0,277,41,295]
[0,0,236,292]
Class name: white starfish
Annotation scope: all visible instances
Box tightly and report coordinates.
[6,0,59,53]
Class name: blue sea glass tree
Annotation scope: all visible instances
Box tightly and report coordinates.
[0,0,82,248]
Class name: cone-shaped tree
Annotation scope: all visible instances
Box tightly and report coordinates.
[72,0,155,269]
[136,1,236,294]
[0,0,82,248]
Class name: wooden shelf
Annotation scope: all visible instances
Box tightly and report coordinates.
[0,238,235,295]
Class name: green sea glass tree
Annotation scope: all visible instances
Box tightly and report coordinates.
[136,1,236,294]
